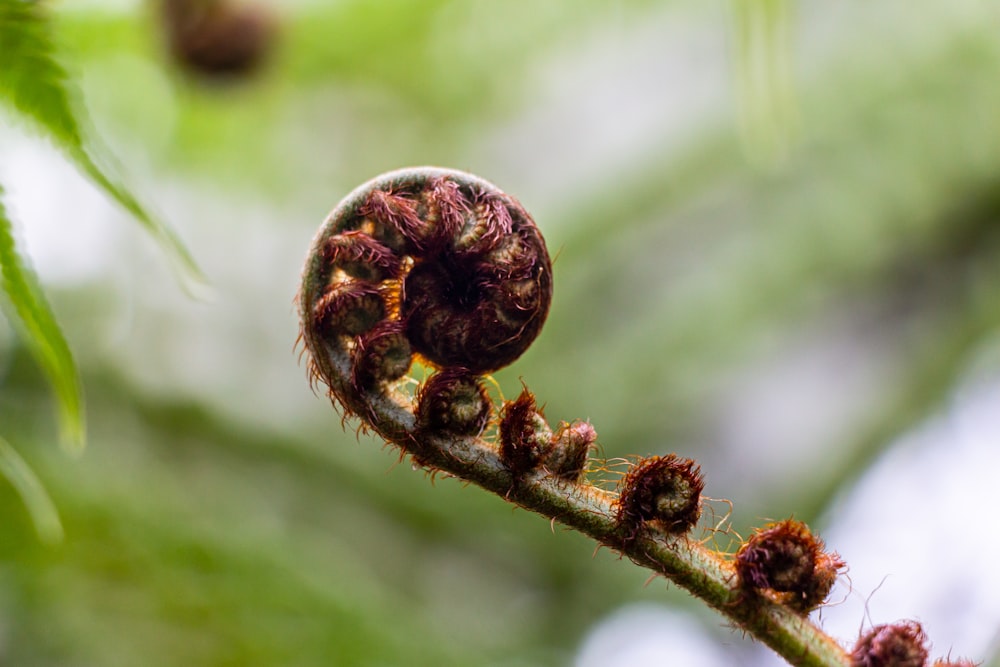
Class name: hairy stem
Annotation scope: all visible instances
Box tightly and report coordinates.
[304,318,849,667]
[297,167,866,667]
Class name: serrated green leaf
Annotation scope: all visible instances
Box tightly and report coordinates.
[0,436,63,544]
[0,0,208,295]
[0,184,85,452]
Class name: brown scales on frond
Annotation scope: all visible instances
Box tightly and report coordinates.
[458,191,513,255]
[424,177,470,246]
[313,282,385,338]
[324,231,402,283]
[361,189,425,251]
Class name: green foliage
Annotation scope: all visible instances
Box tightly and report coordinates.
[0,187,83,452]
[0,1,78,142]
[731,0,797,161]
[0,435,61,544]
[0,0,206,293]
[0,0,208,540]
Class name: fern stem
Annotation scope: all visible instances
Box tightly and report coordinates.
[298,167,855,667]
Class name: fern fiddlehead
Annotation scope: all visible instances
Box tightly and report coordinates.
[297,167,971,667]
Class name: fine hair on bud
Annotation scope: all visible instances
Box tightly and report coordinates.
[325,231,402,283]
[543,420,597,482]
[795,550,847,614]
[736,519,844,613]
[851,621,929,667]
[499,387,552,478]
[415,369,491,436]
[616,455,703,537]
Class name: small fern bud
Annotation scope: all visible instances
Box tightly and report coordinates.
[737,519,817,593]
[499,388,553,477]
[736,519,844,614]
[415,369,491,436]
[544,420,596,482]
[313,283,386,337]
[850,621,929,667]
[616,455,703,536]
[351,320,412,391]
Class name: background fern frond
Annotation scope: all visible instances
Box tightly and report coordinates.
[0,435,62,544]
[0,184,84,451]
[0,0,206,293]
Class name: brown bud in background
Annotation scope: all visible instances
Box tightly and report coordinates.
[415,369,491,436]
[499,388,552,478]
[544,420,596,482]
[851,621,929,667]
[161,0,277,79]
[616,455,703,536]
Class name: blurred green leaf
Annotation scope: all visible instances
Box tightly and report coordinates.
[0,0,207,295]
[731,0,798,162]
[0,184,84,451]
[0,435,62,544]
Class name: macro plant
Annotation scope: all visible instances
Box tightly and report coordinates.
[298,167,977,667]
[0,2,996,665]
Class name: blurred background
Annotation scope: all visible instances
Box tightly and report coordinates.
[1,0,1000,665]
